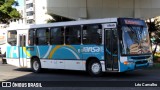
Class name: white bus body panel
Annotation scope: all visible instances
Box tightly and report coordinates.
[40,60,86,70]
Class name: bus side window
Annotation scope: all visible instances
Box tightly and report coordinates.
[29,29,34,46]
[65,26,81,45]
[36,28,49,45]
[7,30,17,46]
[82,24,102,44]
[50,27,64,45]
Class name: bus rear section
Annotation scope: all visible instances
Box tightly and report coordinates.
[6,30,30,67]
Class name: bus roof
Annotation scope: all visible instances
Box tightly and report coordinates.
[7,18,118,30]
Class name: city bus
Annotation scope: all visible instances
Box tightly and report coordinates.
[6,18,153,76]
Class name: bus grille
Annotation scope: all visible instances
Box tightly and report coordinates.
[131,56,150,60]
[135,60,148,64]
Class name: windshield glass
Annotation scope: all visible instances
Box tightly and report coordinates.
[121,26,151,55]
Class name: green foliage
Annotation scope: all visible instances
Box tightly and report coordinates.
[0,0,5,5]
[0,0,21,24]
[147,18,160,55]
[147,18,160,33]
[47,19,56,23]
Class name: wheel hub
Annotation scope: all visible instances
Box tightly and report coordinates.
[33,61,39,71]
[91,63,100,74]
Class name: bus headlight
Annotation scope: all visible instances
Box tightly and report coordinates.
[124,61,129,65]
[124,61,134,65]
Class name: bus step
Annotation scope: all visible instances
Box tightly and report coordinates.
[106,68,119,71]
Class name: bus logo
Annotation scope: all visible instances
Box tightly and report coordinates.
[103,23,116,28]
[82,47,103,53]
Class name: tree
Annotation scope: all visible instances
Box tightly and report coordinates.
[147,18,160,55]
[0,0,21,24]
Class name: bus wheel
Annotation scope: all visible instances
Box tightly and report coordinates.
[87,60,102,76]
[31,58,41,73]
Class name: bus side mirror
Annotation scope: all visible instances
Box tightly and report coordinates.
[118,26,122,40]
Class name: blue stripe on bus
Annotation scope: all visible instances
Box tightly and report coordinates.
[6,45,104,61]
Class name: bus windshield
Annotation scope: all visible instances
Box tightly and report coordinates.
[121,25,151,55]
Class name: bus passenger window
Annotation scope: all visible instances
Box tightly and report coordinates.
[29,30,34,46]
[7,31,17,46]
[50,27,64,45]
[65,26,81,45]
[36,28,49,45]
[83,24,102,44]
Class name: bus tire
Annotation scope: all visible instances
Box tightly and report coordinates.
[31,58,41,73]
[87,60,102,77]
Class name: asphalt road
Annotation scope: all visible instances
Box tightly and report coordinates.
[0,59,160,90]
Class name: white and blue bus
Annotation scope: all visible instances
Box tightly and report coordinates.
[6,18,153,76]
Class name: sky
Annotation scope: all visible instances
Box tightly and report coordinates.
[17,0,24,7]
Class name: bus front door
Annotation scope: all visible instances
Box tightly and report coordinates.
[19,34,27,67]
[105,29,119,71]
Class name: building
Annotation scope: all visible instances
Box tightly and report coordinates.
[24,0,160,24]
[9,6,26,26]
[0,24,8,29]
[25,0,35,24]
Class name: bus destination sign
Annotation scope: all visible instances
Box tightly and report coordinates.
[124,20,140,25]
[119,18,146,26]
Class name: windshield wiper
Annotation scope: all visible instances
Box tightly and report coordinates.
[127,25,139,43]
[128,26,146,53]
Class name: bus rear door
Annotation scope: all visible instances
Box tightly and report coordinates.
[19,34,27,67]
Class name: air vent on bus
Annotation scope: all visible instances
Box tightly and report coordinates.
[135,60,148,64]
[131,56,150,60]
